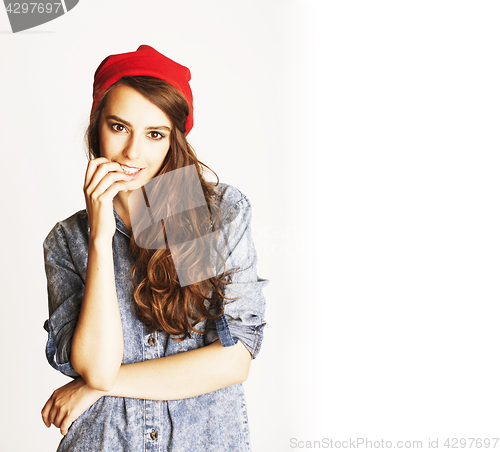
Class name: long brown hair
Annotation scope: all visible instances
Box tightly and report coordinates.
[85,75,237,341]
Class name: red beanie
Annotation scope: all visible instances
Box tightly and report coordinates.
[92,45,194,135]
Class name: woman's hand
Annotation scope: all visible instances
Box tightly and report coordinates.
[41,377,106,436]
[84,157,131,242]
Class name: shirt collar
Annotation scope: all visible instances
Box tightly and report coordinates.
[113,205,131,238]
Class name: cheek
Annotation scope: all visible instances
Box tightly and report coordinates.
[151,142,171,168]
[161,143,171,166]
[99,131,117,159]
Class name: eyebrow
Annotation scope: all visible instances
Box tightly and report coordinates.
[105,115,171,131]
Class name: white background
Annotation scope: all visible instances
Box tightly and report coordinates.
[1,1,500,451]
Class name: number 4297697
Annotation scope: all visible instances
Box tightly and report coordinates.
[5,3,62,14]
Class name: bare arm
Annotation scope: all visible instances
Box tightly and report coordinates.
[43,339,251,435]
[70,158,130,391]
[70,236,123,391]
[107,339,251,400]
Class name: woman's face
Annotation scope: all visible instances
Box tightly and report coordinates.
[98,83,173,190]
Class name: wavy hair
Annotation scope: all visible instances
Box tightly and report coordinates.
[85,75,237,341]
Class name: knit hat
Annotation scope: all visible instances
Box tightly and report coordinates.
[92,45,194,135]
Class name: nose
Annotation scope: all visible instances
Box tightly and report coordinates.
[122,132,141,160]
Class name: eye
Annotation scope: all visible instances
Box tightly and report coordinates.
[111,123,127,133]
[148,131,165,141]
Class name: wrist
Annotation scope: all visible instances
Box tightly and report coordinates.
[89,232,114,248]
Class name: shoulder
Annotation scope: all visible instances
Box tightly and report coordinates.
[207,183,256,248]
[43,209,89,251]
[208,182,254,228]
[209,182,252,210]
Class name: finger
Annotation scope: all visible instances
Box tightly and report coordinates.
[85,160,123,193]
[47,397,62,427]
[84,158,126,195]
[93,181,130,206]
[89,172,131,202]
[60,415,74,436]
[54,405,69,429]
[41,397,54,428]
[85,162,128,200]
[48,405,59,427]
[84,157,110,189]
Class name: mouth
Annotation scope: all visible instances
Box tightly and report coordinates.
[119,164,144,181]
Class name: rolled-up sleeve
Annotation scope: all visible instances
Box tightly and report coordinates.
[43,223,83,378]
[212,192,269,359]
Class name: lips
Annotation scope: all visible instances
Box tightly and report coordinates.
[119,163,142,174]
[119,164,144,180]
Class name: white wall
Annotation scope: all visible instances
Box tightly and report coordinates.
[1,1,500,451]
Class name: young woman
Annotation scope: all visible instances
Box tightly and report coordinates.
[41,45,268,452]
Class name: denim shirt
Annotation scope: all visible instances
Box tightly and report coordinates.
[43,183,269,452]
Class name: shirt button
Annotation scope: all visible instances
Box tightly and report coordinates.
[150,430,158,440]
[148,336,156,346]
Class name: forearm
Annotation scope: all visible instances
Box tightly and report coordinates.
[71,236,123,390]
[106,340,251,401]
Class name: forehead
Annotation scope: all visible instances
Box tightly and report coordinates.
[102,84,172,126]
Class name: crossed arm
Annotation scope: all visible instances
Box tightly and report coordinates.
[41,234,251,436]
[42,339,251,436]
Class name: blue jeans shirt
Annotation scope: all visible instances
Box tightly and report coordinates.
[43,183,269,452]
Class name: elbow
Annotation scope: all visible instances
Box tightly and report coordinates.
[84,373,115,392]
[71,356,117,392]
[236,353,251,383]
[232,341,252,383]
[237,367,250,384]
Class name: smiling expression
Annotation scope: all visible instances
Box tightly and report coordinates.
[98,83,173,190]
